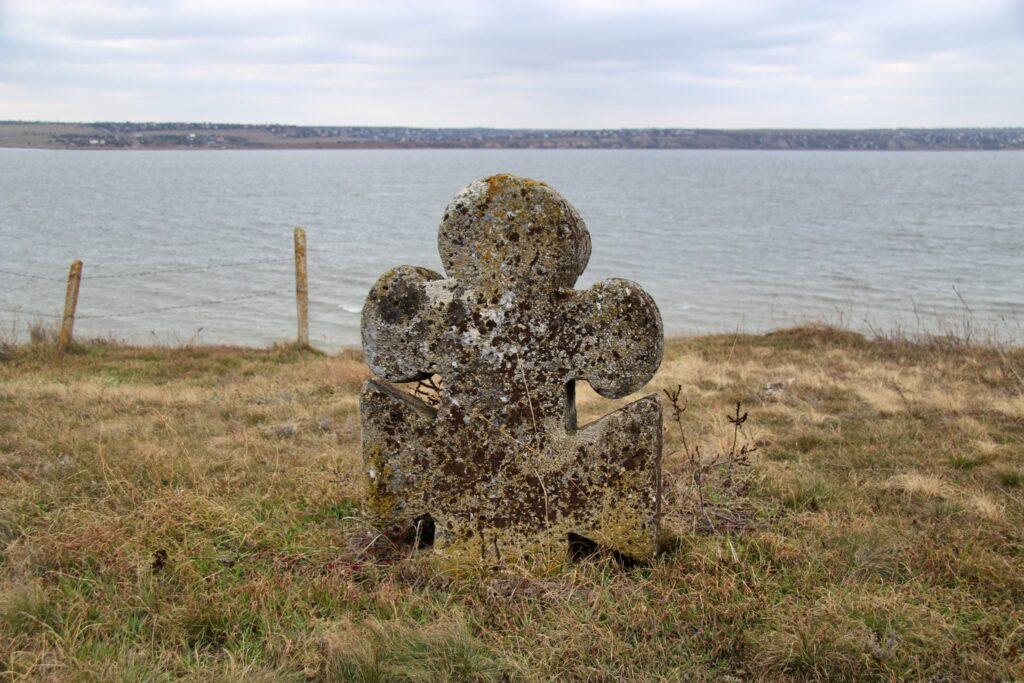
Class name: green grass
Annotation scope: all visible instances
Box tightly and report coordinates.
[0,326,1022,680]
[997,468,1024,488]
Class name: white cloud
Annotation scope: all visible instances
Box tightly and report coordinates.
[0,0,1021,126]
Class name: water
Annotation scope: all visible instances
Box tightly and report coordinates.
[1,149,1022,348]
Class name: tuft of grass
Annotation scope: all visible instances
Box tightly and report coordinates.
[313,616,504,681]
[27,319,59,345]
[885,473,956,500]
[997,468,1024,488]
[966,494,1005,521]
[948,453,989,470]
[0,326,1022,679]
[774,471,835,511]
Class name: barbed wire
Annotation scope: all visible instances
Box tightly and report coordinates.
[0,257,290,283]
[83,257,290,279]
[75,290,283,319]
[0,306,61,319]
[1,291,283,323]
[0,268,64,282]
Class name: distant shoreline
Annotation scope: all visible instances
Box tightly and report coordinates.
[3,121,1023,151]
[4,145,1024,154]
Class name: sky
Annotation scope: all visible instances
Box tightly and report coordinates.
[0,0,1022,128]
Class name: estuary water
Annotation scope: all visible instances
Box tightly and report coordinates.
[1,149,1021,348]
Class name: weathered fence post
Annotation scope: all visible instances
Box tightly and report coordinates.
[294,227,309,347]
[58,259,83,354]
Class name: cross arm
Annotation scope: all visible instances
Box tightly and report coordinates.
[572,278,664,399]
[361,265,447,382]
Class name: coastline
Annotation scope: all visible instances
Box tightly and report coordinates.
[3,122,1023,152]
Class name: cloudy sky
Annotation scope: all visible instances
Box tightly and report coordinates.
[1,0,1022,128]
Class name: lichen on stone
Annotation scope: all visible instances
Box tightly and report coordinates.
[360,173,664,567]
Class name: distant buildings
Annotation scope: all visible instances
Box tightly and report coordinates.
[9,122,1024,151]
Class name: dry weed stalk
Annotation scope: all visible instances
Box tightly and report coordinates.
[663,385,755,533]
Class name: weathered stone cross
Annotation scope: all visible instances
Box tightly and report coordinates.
[360,174,664,565]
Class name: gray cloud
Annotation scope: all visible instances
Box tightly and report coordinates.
[1,0,1022,126]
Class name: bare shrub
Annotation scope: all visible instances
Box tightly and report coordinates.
[0,324,13,362]
[28,319,58,345]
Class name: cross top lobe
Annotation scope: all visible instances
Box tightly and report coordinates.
[438,174,591,292]
[360,174,665,565]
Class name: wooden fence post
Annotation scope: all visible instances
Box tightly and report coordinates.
[58,260,83,354]
[294,227,309,347]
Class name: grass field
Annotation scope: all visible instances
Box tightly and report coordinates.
[1,326,1022,680]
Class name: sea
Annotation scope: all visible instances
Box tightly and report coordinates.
[1,148,1021,348]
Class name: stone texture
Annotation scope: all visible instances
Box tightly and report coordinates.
[360,174,664,566]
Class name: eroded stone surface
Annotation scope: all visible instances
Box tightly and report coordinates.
[360,174,664,565]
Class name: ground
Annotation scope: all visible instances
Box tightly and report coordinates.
[1,326,1022,680]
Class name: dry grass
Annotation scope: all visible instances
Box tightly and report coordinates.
[1,325,1023,680]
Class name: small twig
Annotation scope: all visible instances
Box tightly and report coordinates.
[725,401,748,484]
[537,473,550,524]
[411,518,425,556]
[726,326,740,365]
[338,516,400,549]
[358,533,386,557]
[663,385,692,460]
[514,348,540,444]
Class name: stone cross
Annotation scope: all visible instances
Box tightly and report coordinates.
[360,174,664,565]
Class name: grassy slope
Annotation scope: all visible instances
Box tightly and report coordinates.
[1,327,1022,680]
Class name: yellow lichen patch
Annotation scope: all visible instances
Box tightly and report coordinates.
[585,482,659,559]
[485,173,544,199]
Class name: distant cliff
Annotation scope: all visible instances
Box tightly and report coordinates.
[2,121,1023,150]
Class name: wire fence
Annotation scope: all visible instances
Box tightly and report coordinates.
[0,229,310,351]
[0,265,287,318]
[83,256,287,280]
[0,269,63,283]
